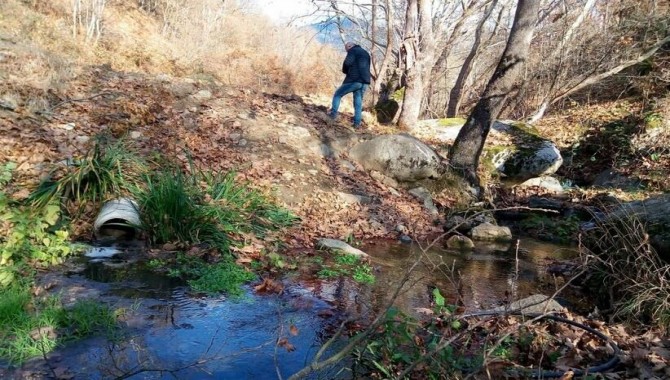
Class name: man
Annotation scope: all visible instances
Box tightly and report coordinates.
[329,41,371,129]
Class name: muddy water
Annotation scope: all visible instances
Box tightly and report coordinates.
[3,238,577,379]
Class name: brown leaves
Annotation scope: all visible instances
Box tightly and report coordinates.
[277,338,296,352]
[254,278,284,294]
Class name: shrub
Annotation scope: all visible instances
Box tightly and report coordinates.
[581,208,670,329]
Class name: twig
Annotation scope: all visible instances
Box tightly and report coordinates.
[44,92,117,114]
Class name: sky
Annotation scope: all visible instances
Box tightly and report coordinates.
[249,0,318,25]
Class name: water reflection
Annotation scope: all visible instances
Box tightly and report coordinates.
[304,238,578,319]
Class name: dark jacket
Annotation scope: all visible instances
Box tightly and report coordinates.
[342,45,371,84]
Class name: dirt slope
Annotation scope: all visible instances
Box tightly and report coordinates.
[0,64,444,249]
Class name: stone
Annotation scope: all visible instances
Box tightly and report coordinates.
[446,235,475,250]
[470,222,512,242]
[517,176,564,194]
[492,140,563,180]
[130,131,142,139]
[337,192,372,205]
[348,134,444,183]
[408,187,439,215]
[316,238,369,258]
[492,294,565,315]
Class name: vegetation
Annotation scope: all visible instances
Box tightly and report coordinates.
[583,209,670,330]
[317,253,375,284]
[28,137,145,210]
[0,284,117,364]
[0,163,80,287]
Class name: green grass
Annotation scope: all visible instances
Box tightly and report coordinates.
[188,259,256,296]
[135,168,299,249]
[317,253,375,284]
[28,137,145,209]
[0,285,117,364]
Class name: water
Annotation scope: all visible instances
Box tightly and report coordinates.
[3,238,576,379]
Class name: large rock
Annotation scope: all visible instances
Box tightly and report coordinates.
[348,134,444,183]
[411,120,562,180]
[492,139,563,180]
[470,222,512,242]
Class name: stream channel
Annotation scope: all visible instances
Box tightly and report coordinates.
[4,238,578,379]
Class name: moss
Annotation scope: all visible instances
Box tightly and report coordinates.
[438,118,466,127]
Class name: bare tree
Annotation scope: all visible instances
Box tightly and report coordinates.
[448,0,541,194]
[446,0,501,118]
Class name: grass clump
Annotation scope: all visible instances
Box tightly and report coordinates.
[135,167,298,247]
[28,137,145,210]
[0,284,117,364]
[136,164,298,295]
[582,207,670,330]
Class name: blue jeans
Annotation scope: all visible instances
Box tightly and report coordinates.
[330,82,368,126]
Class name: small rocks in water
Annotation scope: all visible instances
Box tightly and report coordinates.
[470,222,512,242]
[316,238,369,258]
[446,235,475,250]
[399,235,413,244]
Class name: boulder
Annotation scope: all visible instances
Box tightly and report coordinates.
[446,235,475,250]
[348,134,443,183]
[316,238,369,258]
[470,222,512,242]
[492,139,563,180]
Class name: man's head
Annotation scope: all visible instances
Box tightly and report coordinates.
[344,42,356,51]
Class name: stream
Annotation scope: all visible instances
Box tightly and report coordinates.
[3,238,579,379]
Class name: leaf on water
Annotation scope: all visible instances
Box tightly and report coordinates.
[277,338,296,352]
[289,324,299,336]
[254,277,284,294]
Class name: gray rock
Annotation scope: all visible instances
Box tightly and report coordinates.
[316,238,369,258]
[409,187,439,215]
[493,294,565,315]
[493,140,563,180]
[192,90,212,102]
[370,171,399,188]
[337,192,372,205]
[470,222,512,242]
[399,235,413,244]
[592,169,641,190]
[349,134,444,183]
[446,235,475,250]
[517,176,564,194]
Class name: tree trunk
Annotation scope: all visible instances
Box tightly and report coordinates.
[446,0,498,118]
[398,0,435,129]
[448,0,540,194]
[372,0,396,104]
